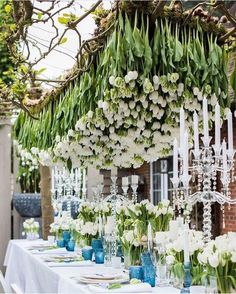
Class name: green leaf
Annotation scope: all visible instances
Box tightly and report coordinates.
[35,67,47,75]
[37,12,43,20]
[9,24,16,31]
[132,11,144,58]
[59,37,68,45]
[67,158,72,171]
[58,16,69,25]
[108,283,121,290]
[5,4,11,14]
[230,60,236,98]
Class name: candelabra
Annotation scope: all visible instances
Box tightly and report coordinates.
[181,262,192,294]
[172,99,236,243]
[51,166,87,217]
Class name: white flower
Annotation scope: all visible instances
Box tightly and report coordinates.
[178,83,184,93]
[160,207,167,215]
[166,255,175,265]
[132,71,138,80]
[209,254,219,268]
[125,230,135,243]
[102,101,109,111]
[55,135,61,143]
[231,252,236,263]
[125,75,131,83]
[109,76,115,85]
[87,111,94,119]
[162,200,170,207]
[31,147,39,155]
[193,87,199,96]
[68,129,74,137]
[198,252,208,264]
[197,91,203,101]
[153,75,159,85]
[98,100,103,108]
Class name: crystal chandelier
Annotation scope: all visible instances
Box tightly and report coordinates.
[172,98,236,243]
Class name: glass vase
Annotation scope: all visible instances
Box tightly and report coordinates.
[124,250,131,270]
[143,265,156,287]
[205,275,218,294]
[62,231,71,246]
[26,232,38,240]
[129,266,143,281]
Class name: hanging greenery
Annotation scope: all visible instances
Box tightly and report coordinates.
[14,5,233,169]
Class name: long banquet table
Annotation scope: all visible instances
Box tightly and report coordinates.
[4,240,205,293]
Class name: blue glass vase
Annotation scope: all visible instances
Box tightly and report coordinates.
[66,239,75,251]
[91,239,103,252]
[57,239,65,248]
[142,265,156,287]
[82,247,93,261]
[62,231,71,246]
[95,249,105,264]
[141,251,155,268]
[129,266,143,281]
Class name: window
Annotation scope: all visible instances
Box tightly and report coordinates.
[151,157,173,205]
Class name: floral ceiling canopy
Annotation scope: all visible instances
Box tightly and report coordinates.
[14,0,235,169]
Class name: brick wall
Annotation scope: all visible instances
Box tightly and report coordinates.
[100,163,151,201]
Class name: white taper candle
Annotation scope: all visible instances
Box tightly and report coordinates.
[227,110,233,153]
[183,131,189,178]
[183,224,190,263]
[180,107,185,153]
[173,138,178,180]
[193,111,199,154]
[203,97,209,146]
[215,103,221,152]
[122,177,129,187]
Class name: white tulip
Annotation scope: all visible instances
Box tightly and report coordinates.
[209,254,219,268]
[129,101,136,109]
[102,101,109,111]
[109,76,115,85]
[132,71,138,80]
[87,110,94,119]
[125,75,131,83]
[166,255,175,265]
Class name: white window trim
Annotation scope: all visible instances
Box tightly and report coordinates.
[150,159,172,204]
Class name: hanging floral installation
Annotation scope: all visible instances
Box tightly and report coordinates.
[14,1,235,169]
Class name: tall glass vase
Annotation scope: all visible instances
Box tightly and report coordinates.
[124,250,131,269]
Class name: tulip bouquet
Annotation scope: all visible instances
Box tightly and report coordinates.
[72,201,112,246]
[198,232,236,293]
[49,213,74,238]
[72,219,99,247]
[116,199,174,266]
[166,230,204,285]
[23,218,40,240]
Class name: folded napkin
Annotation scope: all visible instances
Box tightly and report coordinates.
[46,260,93,267]
[30,247,68,255]
[88,283,152,293]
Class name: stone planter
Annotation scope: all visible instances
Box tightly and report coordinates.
[13,193,41,217]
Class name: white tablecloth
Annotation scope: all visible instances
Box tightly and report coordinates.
[4,240,205,293]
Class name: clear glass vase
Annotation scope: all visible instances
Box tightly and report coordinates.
[124,250,131,269]
[205,275,218,294]
[26,232,38,240]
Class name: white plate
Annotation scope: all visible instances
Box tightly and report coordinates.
[81,273,122,280]
[76,275,129,284]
